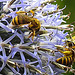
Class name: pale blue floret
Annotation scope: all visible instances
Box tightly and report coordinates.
[0,23,13,32]
[7,64,21,75]
[0,0,9,2]
[0,48,12,71]
[20,52,26,67]
[0,37,3,51]
[42,4,57,13]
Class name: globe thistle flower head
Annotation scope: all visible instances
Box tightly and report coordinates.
[0,0,74,75]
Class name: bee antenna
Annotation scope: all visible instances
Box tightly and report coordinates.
[69,34,72,41]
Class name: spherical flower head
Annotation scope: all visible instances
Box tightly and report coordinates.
[0,0,72,75]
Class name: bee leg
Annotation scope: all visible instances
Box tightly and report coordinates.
[29,10,35,17]
[65,48,70,51]
[28,32,33,39]
[32,29,35,41]
[28,23,33,28]
[28,30,35,41]
[57,50,64,54]
[16,11,27,15]
[63,51,72,56]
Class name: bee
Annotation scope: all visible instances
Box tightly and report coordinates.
[56,40,75,66]
[10,10,41,41]
[65,40,75,48]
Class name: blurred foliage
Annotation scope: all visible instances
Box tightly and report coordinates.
[54,0,75,37]
[72,62,75,69]
[55,0,75,24]
[62,71,74,75]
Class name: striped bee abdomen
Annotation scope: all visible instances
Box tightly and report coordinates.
[56,56,74,66]
[11,14,31,25]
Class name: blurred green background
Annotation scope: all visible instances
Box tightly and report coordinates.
[55,0,75,24]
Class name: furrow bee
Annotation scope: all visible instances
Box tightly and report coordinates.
[56,52,74,66]
[56,40,75,66]
[65,40,75,49]
[10,11,41,41]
